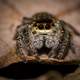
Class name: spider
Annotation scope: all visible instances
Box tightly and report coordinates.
[14,12,80,61]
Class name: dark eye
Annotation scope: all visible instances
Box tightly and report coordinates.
[52,23,55,26]
[38,24,44,29]
[45,24,51,29]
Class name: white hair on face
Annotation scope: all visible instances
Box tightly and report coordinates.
[30,33,44,49]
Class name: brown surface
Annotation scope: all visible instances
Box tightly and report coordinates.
[0,0,80,68]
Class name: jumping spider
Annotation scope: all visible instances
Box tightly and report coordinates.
[14,12,80,61]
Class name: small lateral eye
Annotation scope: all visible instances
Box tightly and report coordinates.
[45,24,51,29]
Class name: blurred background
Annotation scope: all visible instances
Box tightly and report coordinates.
[0,0,80,80]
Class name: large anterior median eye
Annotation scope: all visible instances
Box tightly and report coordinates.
[45,24,51,29]
[38,24,44,30]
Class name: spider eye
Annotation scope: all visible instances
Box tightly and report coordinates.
[45,24,51,29]
[38,24,44,29]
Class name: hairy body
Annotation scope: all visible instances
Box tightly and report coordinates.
[14,12,80,61]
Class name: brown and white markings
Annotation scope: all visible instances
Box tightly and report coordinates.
[14,12,80,62]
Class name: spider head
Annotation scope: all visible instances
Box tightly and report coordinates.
[30,12,57,35]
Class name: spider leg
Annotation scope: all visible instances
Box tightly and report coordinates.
[70,41,80,61]
[70,41,80,54]
[16,39,29,62]
[56,45,70,59]
[14,25,26,55]
[14,24,37,58]
[70,42,76,54]
[66,24,80,36]
[59,20,80,60]
[22,17,32,24]
[56,29,71,59]
[60,20,80,36]
[48,48,57,58]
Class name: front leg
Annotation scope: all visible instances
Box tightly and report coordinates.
[57,31,71,59]
[48,47,58,59]
[14,24,37,58]
[48,44,66,60]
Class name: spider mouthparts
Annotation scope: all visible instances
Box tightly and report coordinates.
[36,46,52,55]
